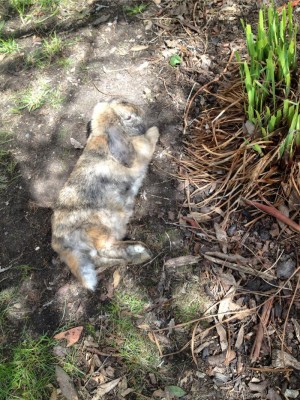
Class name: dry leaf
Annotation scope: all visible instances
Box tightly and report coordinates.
[207,351,226,366]
[225,348,236,365]
[54,326,83,347]
[278,204,290,230]
[194,341,210,354]
[215,321,228,351]
[187,211,211,223]
[272,349,300,370]
[55,366,79,400]
[292,318,300,343]
[70,137,84,149]
[92,377,121,399]
[113,270,121,289]
[130,45,149,52]
[235,325,244,349]
[214,222,228,253]
[137,323,151,330]
[218,291,252,322]
[248,381,268,393]
[147,332,156,344]
[164,255,200,268]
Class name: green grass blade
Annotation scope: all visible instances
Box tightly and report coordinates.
[288,2,293,37]
[280,6,286,44]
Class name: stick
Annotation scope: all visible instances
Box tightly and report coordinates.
[244,198,300,233]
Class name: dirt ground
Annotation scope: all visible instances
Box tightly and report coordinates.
[1,1,300,399]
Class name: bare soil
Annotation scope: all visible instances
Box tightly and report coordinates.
[1,1,300,399]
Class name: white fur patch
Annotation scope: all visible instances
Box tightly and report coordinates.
[90,249,97,258]
[81,263,98,291]
[127,244,145,255]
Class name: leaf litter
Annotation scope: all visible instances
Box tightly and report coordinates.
[2,0,300,399]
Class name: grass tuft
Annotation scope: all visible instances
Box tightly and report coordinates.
[14,80,64,112]
[0,38,19,54]
[0,336,55,400]
[124,3,148,16]
[107,290,160,370]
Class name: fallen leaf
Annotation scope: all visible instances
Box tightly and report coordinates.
[137,323,151,330]
[278,204,290,229]
[292,318,300,343]
[187,211,211,223]
[225,348,236,365]
[165,385,186,398]
[130,45,149,52]
[243,120,256,136]
[235,325,244,349]
[152,389,166,398]
[248,381,268,393]
[164,255,200,268]
[272,349,300,370]
[55,366,79,400]
[121,388,134,396]
[70,137,84,149]
[54,326,83,347]
[215,320,228,351]
[92,377,121,399]
[113,270,121,289]
[214,222,228,253]
[266,388,282,400]
[207,351,226,366]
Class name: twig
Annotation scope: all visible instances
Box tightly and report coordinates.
[243,198,300,233]
[151,332,163,358]
[0,265,14,273]
[85,347,122,358]
[250,298,274,362]
[203,252,275,281]
[281,262,300,354]
[248,367,292,373]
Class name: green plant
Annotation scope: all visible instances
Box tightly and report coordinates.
[42,32,62,59]
[0,38,19,54]
[107,291,160,369]
[0,336,55,399]
[236,2,300,162]
[61,347,85,379]
[37,0,59,9]
[56,56,73,69]
[18,264,34,278]
[25,33,63,68]
[9,0,33,16]
[169,54,182,67]
[14,82,64,112]
[124,3,148,15]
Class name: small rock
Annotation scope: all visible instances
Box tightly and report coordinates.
[284,389,299,399]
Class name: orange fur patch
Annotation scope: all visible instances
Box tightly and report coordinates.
[86,227,112,250]
[85,136,108,151]
[61,250,82,282]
